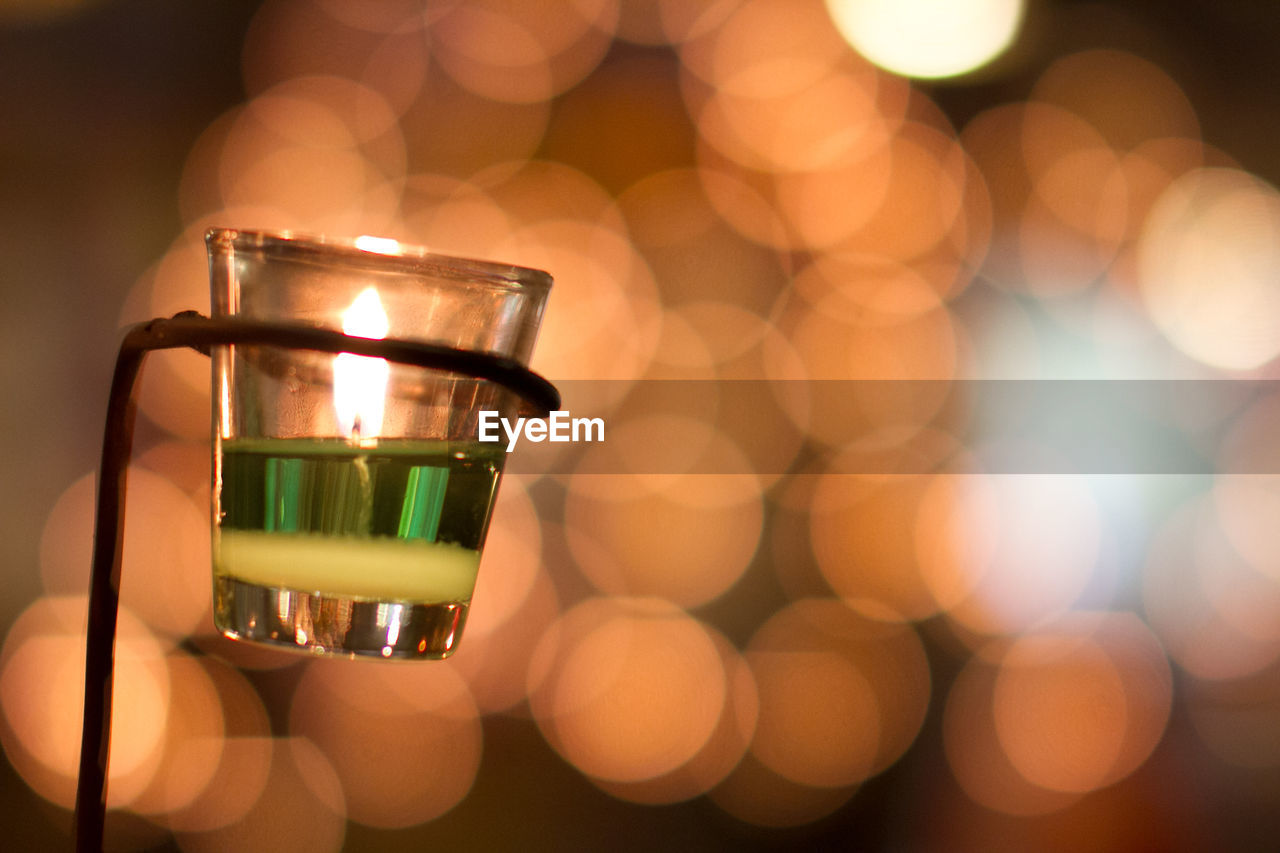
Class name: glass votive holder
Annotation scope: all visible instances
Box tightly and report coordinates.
[206,228,551,659]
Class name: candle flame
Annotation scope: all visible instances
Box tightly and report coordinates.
[334,287,390,441]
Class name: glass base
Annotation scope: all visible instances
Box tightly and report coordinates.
[214,575,468,659]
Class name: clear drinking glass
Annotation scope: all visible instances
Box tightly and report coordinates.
[206,228,551,659]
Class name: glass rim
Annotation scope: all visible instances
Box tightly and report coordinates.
[205,226,553,293]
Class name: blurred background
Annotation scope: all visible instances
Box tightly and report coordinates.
[4,0,1280,849]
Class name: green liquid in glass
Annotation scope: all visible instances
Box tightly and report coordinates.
[212,438,504,658]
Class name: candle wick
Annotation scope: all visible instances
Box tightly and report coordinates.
[355,452,373,535]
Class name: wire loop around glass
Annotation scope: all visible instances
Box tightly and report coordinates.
[74,312,559,852]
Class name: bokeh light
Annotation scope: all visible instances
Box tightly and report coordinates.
[448,474,561,714]
[174,737,346,853]
[825,0,1025,80]
[618,169,790,314]
[746,599,930,782]
[992,614,1171,794]
[680,0,896,175]
[810,472,942,622]
[161,656,271,833]
[1031,49,1201,152]
[463,474,543,639]
[214,77,405,236]
[1139,167,1280,370]
[398,76,551,179]
[1186,658,1280,769]
[126,653,224,819]
[1144,493,1280,680]
[117,229,214,439]
[40,466,210,640]
[242,0,430,120]
[428,0,619,104]
[787,121,973,262]
[135,438,211,503]
[707,599,928,828]
[592,628,757,804]
[451,559,560,714]
[679,0,848,95]
[394,174,510,261]
[944,647,1082,816]
[529,597,730,786]
[1213,476,1280,597]
[707,748,862,828]
[749,645,880,787]
[770,255,959,455]
[946,612,1171,814]
[0,597,169,810]
[916,473,1102,639]
[290,657,482,827]
[565,438,763,607]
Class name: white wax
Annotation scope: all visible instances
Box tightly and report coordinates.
[216,530,481,602]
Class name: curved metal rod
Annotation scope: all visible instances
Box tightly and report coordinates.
[75,313,559,852]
